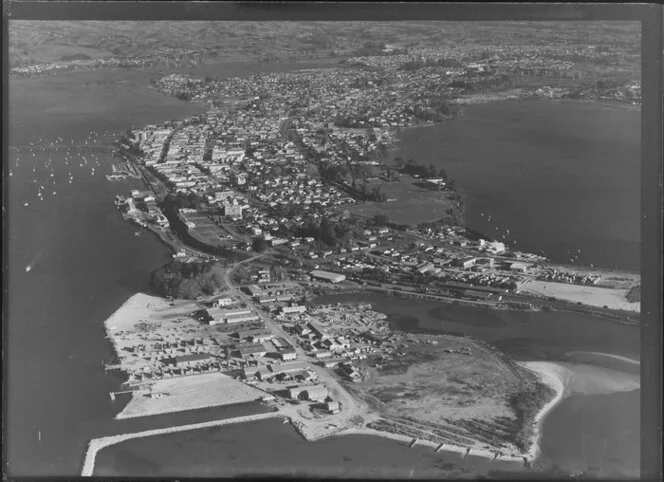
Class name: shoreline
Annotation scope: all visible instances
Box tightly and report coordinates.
[331,427,528,465]
[516,361,569,462]
[97,291,561,471]
[93,290,619,476]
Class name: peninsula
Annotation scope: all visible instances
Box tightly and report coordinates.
[85,21,640,476]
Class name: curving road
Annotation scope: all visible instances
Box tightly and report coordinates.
[223,253,366,431]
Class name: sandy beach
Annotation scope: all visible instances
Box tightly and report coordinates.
[518,279,639,312]
[517,361,569,462]
[104,292,202,332]
[516,357,640,456]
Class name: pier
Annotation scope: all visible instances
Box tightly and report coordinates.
[434,442,445,453]
[81,412,284,476]
[109,390,139,402]
[408,438,418,448]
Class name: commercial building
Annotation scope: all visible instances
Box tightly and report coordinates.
[242,366,271,381]
[287,384,329,402]
[508,262,531,273]
[237,329,274,343]
[307,321,331,340]
[294,324,312,336]
[455,256,477,269]
[476,258,495,268]
[486,241,506,254]
[236,343,268,358]
[282,305,307,315]
[215,297,234,307]
[225,314,259,324]
[206,308,256,325]
[269,361,309,376]
[279,348,298,361]
[172,353,215,367]
[318,357,347,368]
[310,270,346,284]
[416,262,435,274]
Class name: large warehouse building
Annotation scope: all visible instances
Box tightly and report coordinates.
[310,270,346,283]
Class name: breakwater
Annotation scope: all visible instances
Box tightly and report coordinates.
[81,412,284,476]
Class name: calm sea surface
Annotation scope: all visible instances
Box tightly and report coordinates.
[6,62,327,476]
[394,99,641,271]
[7,65,640,478]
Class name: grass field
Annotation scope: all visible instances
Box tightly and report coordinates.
[354,334,535,423]
[335,174,461,225]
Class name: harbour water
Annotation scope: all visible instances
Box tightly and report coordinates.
[7,63,640,477]
[93,418,526,478]
[394,99,641,271]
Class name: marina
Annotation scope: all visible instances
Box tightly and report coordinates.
[12,140,120,208]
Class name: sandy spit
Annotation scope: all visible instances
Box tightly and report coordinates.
[517,361,569,462]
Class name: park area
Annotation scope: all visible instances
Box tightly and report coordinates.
[335,173,462,226]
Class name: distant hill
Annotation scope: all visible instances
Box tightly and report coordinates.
[8,20,641,68]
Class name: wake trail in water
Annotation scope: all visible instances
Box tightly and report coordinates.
[25,249,47,273]
[566,351,640,366]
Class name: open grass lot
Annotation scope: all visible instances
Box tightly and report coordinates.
[340,333,549,453]
[354,334,535,423]
[335,174,461,225]
[187,215,236,248]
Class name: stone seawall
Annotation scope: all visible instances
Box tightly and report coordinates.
[81,412,284,476]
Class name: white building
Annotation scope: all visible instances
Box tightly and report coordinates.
[486,241,506,254]
[310,270,346,283]
[224,202,243,219]
[282,305,307,315]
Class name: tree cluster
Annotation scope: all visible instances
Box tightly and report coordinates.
[400,159,448,180]
[357,182,387,202]
[151,260,225,299]
[508,382,556,452]
[162,192,205,212]
[289,215,363,249]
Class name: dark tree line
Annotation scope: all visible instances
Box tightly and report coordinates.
[400,159,449,180]
[508,382,556,452]
[151,259,225,299]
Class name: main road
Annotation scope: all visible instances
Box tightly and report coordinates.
[223,253,367,433]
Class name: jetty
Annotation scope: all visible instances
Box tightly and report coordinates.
[408,438,418,448]
[435,442,445,453]
[81,412,284,476]
[108,390,137,402]
[106,161,141,181]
